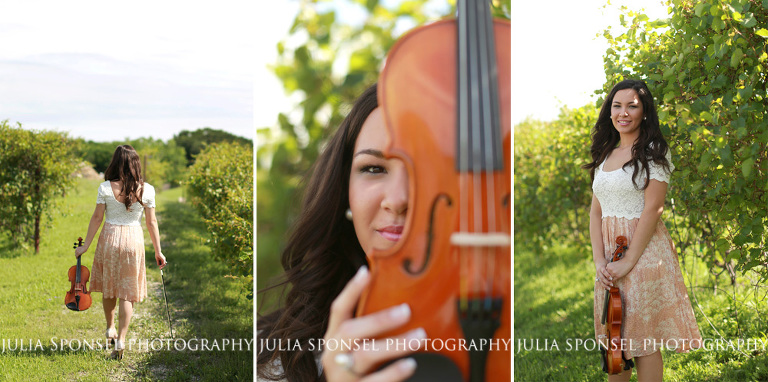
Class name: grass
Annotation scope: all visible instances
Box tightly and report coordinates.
[513,241,768,382]
[0,178,252,381]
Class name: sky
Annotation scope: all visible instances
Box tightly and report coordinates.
[511,0,669,123]
[1,1,256,142]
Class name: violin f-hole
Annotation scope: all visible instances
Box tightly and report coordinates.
[402,193,452,275]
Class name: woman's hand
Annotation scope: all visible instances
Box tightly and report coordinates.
[605,259,634,281]
[320,266,423,382]
[74,246,88,258]
[595,263,613,291]
[155,252,167,269]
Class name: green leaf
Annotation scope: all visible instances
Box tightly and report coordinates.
[730,48,743,67]
[756,28,768,38]
[742,13,757,28]
[742,157,755,178]
[694,2,707,17]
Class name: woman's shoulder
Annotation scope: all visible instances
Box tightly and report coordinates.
[142,182,155,191]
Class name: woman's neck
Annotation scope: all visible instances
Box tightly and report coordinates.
[617,133,639,149]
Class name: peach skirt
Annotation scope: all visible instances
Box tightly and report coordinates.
[593,216,702,358]
[91,222,147,303]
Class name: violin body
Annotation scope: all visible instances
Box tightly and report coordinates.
[601,236,632,374]
[357,3,510,380]
[66,237,92,311]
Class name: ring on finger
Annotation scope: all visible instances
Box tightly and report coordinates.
[334,352,361,376]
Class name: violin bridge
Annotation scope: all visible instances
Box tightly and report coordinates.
[450,232,510,247]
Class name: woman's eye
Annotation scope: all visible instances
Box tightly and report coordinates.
[360,165,385,174]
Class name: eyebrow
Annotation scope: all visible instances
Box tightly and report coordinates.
[353,149,385,159]
[612,100,639,104]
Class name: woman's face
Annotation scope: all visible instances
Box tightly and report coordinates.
[610,88,644,136]
[348,108,409,256]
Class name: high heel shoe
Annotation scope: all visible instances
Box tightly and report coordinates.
[109,340,124,360]
[105,328,118,346]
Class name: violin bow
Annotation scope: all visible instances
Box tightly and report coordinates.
[160,268,174,338]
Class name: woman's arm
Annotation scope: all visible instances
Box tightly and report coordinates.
[606,179,668,279]
[590,194,614,290]
[590,194,606,271]
[144,207,167,269]
[75,204,105,257]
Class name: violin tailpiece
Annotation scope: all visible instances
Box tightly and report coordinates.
[457,297,503,382]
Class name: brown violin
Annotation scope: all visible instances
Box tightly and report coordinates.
[356,0,510,380]
[600,236,634,374]
[65,237,92,311]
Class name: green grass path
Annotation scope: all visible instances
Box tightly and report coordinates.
[0,179,252,381]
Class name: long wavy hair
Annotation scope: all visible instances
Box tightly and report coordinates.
[257,84,377,382]
[103,145,145,210]
[582,79,671,189]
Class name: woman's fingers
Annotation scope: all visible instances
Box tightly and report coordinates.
[324,328,425,381]
[361,358,417,382]
[327,266,370,334]
[336,303,413,340]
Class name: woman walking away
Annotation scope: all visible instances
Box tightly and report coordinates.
[75,144,167,360]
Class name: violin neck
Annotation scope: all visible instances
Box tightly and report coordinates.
[456,0,503,172]
[76,255,82,283]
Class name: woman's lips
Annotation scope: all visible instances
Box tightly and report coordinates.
[377,225,403,242]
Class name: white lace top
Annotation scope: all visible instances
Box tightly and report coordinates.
[593,151,674,219]
[96,181,156,226]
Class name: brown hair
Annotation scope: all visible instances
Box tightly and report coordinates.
[103,145,145,210]
[582,79,671,189]
[257,84,378,381]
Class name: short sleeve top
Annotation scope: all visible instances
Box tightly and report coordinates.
[96,181,156,226]
[592,149,674,220]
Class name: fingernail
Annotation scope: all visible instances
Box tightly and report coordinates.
[407,327,427,340]
[389,303,411,320]
[399,358,417,373]
[354,266,369,281]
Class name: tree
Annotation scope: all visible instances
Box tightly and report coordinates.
[0,121,79,253]
[173,127,252,166]
[187,142,254,297]
[602,0,767,281]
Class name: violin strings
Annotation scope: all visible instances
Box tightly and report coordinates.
[477,0,498,302]
[468,0,484,304]
[457,0,470,311]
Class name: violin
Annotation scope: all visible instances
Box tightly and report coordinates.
[600,236,634,374]
[65,237,92,311]
[356,0,510,380]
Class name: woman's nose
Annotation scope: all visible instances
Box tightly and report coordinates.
[381,164,408,215]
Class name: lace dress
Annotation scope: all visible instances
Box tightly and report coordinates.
[91,181,156,303]
[592,152,701,358]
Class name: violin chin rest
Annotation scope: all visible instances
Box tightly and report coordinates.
[381,354,463,382]
[66,302,80,311]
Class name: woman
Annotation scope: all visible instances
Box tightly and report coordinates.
[75,144,167,360]
[257,84,422,382]
[584,79,701,381]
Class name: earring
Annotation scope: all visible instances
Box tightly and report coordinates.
[345,208,353,221]
[644,116,647,120]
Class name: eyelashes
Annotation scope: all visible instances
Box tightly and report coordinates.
[359,165,386,174]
